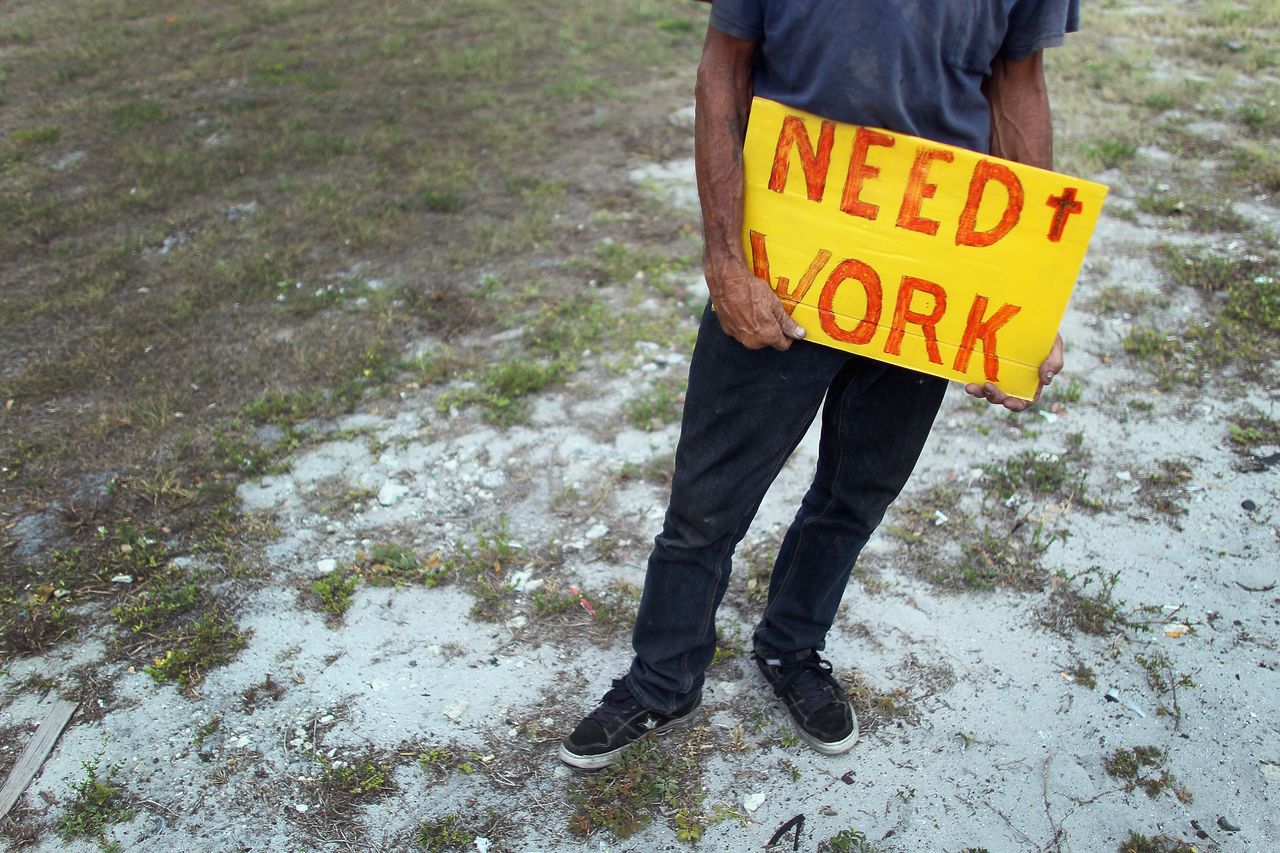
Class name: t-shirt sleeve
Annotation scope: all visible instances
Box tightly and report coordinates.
[709,0,765,42]
[1002,0,1080,60]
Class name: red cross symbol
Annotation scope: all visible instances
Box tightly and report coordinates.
[1046,187,1084,243]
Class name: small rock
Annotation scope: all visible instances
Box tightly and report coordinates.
[743,792,765,812]
[226,200,260,223]
[667,105,696,130]
[1115,471,1132,482]
[316,558,337,573]
[294,803,308,813]
[110,574,134,584]
[1242,499,1258,511]
[584,523,609,540]
[1217,816,1241,832]
[51,151,85,172]
[377,481,410,506]
[442,700,468,722]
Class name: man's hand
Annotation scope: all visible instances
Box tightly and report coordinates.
[708,261,806,350]
[964,333,1064,412]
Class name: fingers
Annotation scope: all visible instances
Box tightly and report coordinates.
[768,302,806,351]
[966,382,1032,412]
[1040,333,1065,386]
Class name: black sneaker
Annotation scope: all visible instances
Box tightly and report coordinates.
[755,651,858,755]
[558,678,702,770]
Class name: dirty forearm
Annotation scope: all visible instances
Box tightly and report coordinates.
[984,50,1053,170]
[694,28,756,287]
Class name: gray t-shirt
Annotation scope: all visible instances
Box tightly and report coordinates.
[709,0,1079,153]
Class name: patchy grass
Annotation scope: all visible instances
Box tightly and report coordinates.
[1043,567,1161,637]
[1117,831,1198,853]
[0,0,704,677]
[566,737,705,841]
[981,450,1088,504]
[1138,459,1193,517]
[143,614,248,690]
[1104,746,1192,802]
[841,671,915,734]
[1229,411,1280,446]
[1121,244,1279,389]
[1066,662,1097,690]
[624,375,686,431]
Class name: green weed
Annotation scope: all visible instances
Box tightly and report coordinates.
[1067,663,1097,689]
[314,754,392,798]
[144,614,248,689]
[616,451,675,487]
[981,450,1087,504]
[1043,567,1160,636]
[111,580,200,634]
[950,526,1053,590]
[310,569,357,618]
[56,758,134,843]
[436,359,565,426]
[822,827,883,853]
[1135,650,1195,728]
[1089,285,1165,316]
[1084,137,1138,169]
[414,814,474,852]
[1104,746,1191,801]
[624,377,685,430]
[1117,831,1197,853]
[1227,409,1280,449]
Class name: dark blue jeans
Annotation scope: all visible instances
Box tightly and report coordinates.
[626,305,947,713]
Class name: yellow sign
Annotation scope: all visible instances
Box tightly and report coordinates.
[742,97,1107,399]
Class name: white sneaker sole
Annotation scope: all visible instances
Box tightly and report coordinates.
[793,718,859,755]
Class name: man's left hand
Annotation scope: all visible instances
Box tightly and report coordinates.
[964,334,1064,412]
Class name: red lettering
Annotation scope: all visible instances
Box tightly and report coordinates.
[896,147,954,236]
[952,295,1022,382]
[839,127,896,220]
[769,116,837,202]
[749,230,831,315]
[1046,187,1084,242]
[884,276,947,364]
[955,160,1024,247]
[818,260,883,345]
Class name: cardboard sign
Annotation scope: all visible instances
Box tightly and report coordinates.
[742,97,1107,399]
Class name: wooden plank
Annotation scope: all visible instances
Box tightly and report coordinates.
[0,699,78,819]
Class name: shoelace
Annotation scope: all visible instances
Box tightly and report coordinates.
[772,656,841,706]
[587,678,641,727]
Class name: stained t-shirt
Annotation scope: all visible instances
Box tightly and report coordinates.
[709,0,1080,153]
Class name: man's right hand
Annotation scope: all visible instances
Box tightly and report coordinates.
[707,261,807,351]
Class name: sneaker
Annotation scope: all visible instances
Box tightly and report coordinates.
[755,650,858,754]
[558,678,702,770]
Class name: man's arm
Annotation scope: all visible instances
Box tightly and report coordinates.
[695,26,806,351]
[967,50,1065,412]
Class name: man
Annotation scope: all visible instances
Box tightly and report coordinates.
[560,0,1077,770]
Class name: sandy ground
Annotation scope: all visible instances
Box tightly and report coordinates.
[3,115,1279,852]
